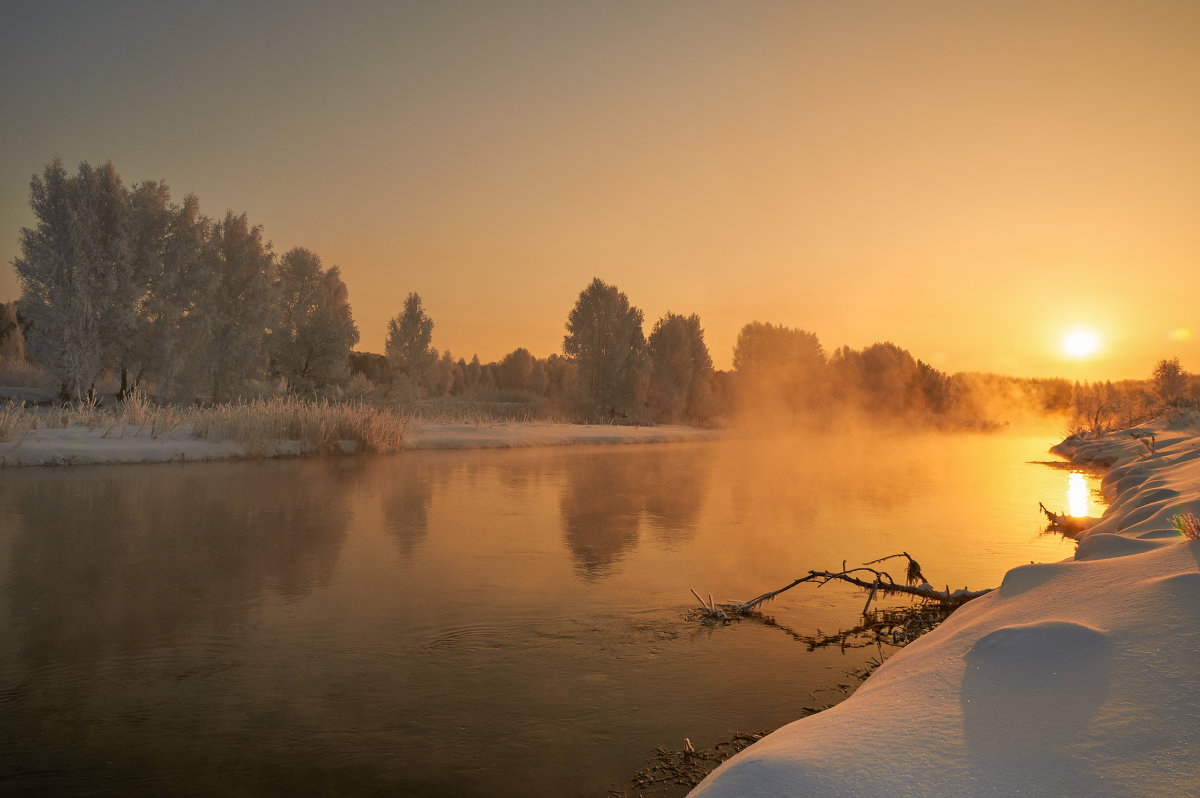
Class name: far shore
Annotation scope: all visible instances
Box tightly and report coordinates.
[0,420,720,468]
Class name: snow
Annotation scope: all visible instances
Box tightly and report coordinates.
[0,420,717,467]
[691,411,1200,797]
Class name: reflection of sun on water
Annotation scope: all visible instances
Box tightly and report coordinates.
[1067,472,1090,517]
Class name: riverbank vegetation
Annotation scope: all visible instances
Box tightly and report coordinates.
[0,391,413,453]
[3,159,1198,438]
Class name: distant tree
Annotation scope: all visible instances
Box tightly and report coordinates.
[348,351,391,384]
[270,248,360,393]
[451,358,467,395]
[1152,357,1187,407]
[497,347,535,392]
[464,354,483,392]
[915,359,952,414]
[422,349,460,397]
[563,278,647,418]
[385,293,436,384]
[198,211,277,401]
[732,321,825,414]
[528,358,549,396]
[829,342,952,418]
[543,353,578,402]
[647,312,713,422]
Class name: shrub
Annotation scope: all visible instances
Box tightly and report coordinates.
[1170,512,1200,541]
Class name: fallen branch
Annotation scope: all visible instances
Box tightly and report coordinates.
[696,552,989,619]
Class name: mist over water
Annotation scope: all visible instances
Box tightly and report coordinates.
[0,430,1094,796]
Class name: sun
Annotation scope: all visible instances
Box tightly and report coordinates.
[1062,329,1100,359]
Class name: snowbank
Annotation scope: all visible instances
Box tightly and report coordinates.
[0,421,717,467]
[692,411,1200,797]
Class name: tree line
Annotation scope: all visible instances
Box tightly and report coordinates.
[6,159,1196,429]
[12,159,358,401]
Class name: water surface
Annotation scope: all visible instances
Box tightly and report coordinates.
[0,430,1095,796]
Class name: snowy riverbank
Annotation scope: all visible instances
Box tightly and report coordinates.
[0,421,718,467]
[692,411,1200,796]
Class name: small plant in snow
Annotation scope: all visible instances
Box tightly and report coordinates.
[1171,512,1200,541]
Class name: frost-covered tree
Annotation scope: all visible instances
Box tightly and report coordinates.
[270,248,359,394]
[146,194,214,398]
[385,292,435,382]
[647,312,713,422]
[1152,357,1187,407]
[110,178,175,396]
[14,159,130,399]
[563,278,647,418]
[197,212,276,401]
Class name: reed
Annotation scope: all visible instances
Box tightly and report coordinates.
[0,400,34,443]
[0,394,413,455]
[186,397,411,454]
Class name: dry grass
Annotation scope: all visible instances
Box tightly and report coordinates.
[0,358,48,389]
[189,397,410,455]
[0,393,413,455]
[0,401,34,442]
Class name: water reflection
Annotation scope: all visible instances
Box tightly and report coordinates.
[381,458,434,562]
[560,446,711,578]
[2,461,353,668]
[1067,471,1090,517]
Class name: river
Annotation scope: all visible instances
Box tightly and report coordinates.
[0,428,1095,796]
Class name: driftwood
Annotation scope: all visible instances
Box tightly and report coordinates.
[1038,501,1093,537]
[694,552,990,622]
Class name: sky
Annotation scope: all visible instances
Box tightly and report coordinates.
[2,0,1199,381]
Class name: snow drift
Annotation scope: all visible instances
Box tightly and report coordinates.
[691,411,1200,797]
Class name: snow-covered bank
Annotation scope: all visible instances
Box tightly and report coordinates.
[0,421,717,466]
[692,412,1200,797]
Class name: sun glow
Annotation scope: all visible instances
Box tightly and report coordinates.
[1062,330,1100,359]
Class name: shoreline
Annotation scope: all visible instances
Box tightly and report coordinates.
[0,421,720,467]
[691,410,1200,796]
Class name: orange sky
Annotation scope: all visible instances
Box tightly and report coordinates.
[2,1,1199,381]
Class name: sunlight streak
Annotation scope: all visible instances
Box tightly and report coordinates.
[1067,472,1090,518]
